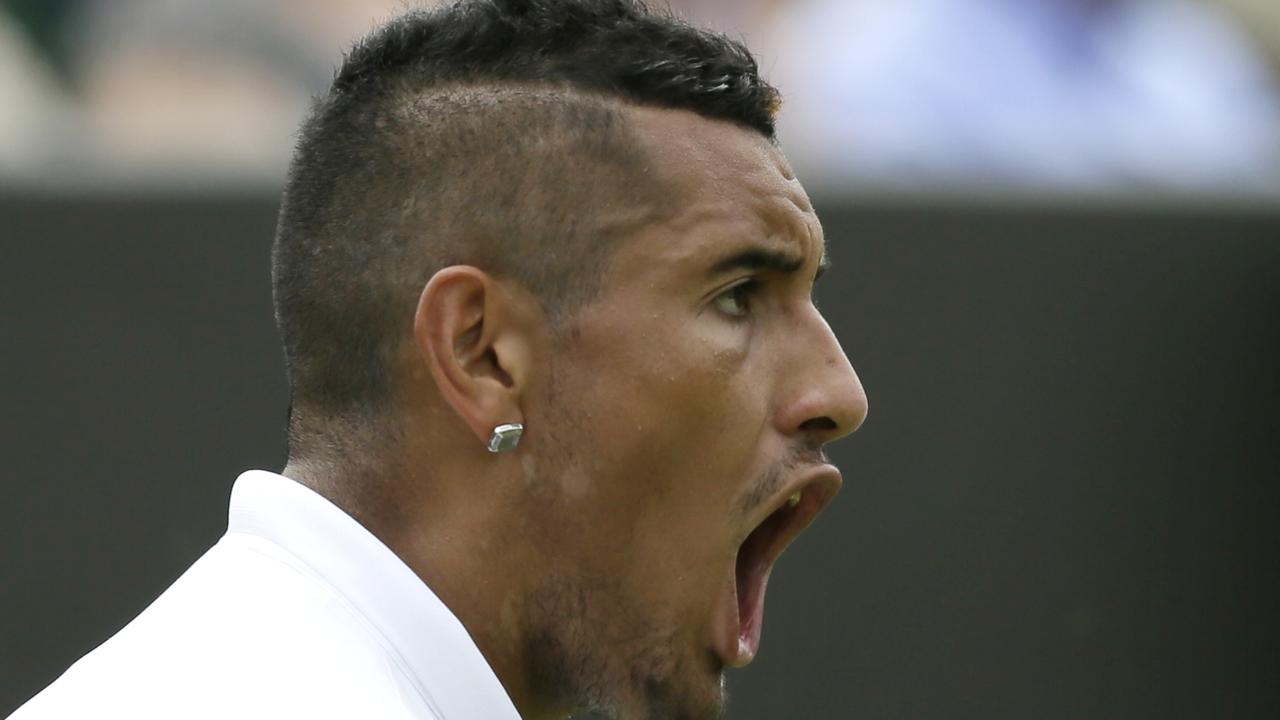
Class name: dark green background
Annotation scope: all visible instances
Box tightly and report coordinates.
[3,194,1277,718]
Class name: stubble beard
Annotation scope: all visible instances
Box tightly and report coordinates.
[519,391,728,719]
[522,352,728,719]
[520,571,728,720]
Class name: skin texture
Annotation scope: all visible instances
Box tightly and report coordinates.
[286,104,867,720]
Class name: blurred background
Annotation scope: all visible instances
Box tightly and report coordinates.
[4,0,1280,191]
[2,0,1278,718]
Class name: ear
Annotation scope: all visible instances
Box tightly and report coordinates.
[413,266,538,451]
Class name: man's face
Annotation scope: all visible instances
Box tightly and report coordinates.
[523,107,867,719]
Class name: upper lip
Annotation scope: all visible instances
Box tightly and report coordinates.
[739,463,843,566]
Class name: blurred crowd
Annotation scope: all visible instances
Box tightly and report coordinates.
[3,0,1280,194]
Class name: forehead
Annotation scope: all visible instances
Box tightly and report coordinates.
[614,107,824,271]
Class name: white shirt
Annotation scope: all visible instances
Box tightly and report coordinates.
[10,470,523,720]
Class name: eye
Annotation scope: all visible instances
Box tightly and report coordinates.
[713,279,759,319]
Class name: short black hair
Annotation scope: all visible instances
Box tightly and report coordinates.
[272,0,780,458]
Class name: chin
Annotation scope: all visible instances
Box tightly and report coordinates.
[625,663,727,720]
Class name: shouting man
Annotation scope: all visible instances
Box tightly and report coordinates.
[11,1,867,718]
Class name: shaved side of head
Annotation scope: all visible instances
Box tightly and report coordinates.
[271,0,781,466]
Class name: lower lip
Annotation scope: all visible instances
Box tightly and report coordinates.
[711,562,768,668]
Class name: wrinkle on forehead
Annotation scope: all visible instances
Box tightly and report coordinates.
[620,105,824,268]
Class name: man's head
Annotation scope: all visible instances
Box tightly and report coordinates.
[272,1,866,718]
[273,0,778,447]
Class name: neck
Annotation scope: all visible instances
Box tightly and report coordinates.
[282,456,570,720]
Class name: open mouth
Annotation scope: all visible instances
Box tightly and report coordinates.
[716,465,841,668]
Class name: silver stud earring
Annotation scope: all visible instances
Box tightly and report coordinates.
[487,423,524,453]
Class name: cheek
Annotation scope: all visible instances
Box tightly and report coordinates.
[626,328,751,438]
[544,318,773,636]
[574,324,766,525]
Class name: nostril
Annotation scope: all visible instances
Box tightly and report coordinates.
[799,416,838,433]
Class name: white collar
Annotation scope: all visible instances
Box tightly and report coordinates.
[226,470,523,720]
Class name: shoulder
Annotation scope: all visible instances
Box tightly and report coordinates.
[8,535,440,720]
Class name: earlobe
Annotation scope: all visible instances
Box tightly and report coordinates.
[413,266,533,451]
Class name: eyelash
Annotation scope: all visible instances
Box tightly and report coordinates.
[713,279,761,319]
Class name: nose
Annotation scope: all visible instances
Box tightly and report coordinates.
[774,310,868,447]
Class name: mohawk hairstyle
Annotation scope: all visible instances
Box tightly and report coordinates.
[272,0,780,458]
[332,0,780,129]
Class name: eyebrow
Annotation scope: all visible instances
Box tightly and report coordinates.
[708,246,831,280]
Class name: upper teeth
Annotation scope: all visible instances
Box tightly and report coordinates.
[787,491,802,508]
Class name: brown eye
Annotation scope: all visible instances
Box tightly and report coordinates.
[713,280,758,319]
